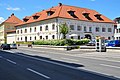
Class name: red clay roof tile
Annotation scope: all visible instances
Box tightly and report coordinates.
[16,4,114,26]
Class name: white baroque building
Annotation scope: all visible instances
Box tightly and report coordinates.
[114,17,120,40]
[15,3,115,42]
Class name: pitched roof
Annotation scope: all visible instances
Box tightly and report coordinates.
[16,3,114,26]
[4,13,22,24]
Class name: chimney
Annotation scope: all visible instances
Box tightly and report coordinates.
[58,3,62,6]
[11,13,14,16]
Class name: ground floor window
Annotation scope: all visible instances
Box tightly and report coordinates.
[108,37,111,40]
[40,36,42,39]
[46,36,48,39]
[52,35,55,39]
[78,35,80,39]
[71,36,73,39]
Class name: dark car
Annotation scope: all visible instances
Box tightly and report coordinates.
[1,44,11,50]
[86,40,95,46]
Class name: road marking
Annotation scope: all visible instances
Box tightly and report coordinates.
[100,64,120,69]
[6,59,17,65]
[62,58,79,62]
[16,53,79,70]
[27,68,50,79]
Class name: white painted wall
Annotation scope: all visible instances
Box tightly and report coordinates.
[7,32,16,44]
[114,24,120,40]
[16,18,114,42]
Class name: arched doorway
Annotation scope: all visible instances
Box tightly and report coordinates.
[85,34,92,40]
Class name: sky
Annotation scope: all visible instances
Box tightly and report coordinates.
[0,0,120,23]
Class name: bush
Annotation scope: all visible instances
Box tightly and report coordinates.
[33,39,90,46]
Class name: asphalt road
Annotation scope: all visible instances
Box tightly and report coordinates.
[0,48,120,80]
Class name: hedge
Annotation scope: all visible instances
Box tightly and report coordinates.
[33,39,90,46]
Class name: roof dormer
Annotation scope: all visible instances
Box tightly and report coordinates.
[94,14,104,21]
[46,9,55,16]
[33,13,40,20]
[23,16,30,22]
[82,12,92,20]
[67,9,78,18]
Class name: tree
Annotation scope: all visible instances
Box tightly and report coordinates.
[59,23,69,39]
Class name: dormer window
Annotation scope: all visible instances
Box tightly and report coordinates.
[83,13,92,20]
[47,11,54,16]
[23,16,30,22]
[95,14,103,21]
[67,11,78,18]
[33,14,40,20]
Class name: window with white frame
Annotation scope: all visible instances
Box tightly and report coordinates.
[30,28,32,33]
[96,27,99,32]
[52,24,55,30]
[84,26,86,32]
[46,36,48,39]
[108,28,112,32]
[34,27,36,32]
[25,29,27,33]
[17,30,19,34]
[40,26,42,31]
[70,25,74,30]
[45,25,48,30]
[40,36,42,39]
[30,37,32,40]
[89,27,92,32]
[77,26,81,31]
[34,36,36,40]
[102,28,106,32]
[52,35,55,39]
[21,30,22,34]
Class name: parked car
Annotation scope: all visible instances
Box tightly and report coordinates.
[1,44,11,50]
[10,44,17,49]
[106,40,120,47]
[86,40,95,46]
[105,40,111,46]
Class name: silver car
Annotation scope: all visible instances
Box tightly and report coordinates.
[10,44,17,49]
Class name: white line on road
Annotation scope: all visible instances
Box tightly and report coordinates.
[100,64,120,69]
[6,59,17,65]
[27,68,50,79]
[62,58,79,62]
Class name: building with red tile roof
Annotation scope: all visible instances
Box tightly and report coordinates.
[0,13,22,43]
[15,3,115,42]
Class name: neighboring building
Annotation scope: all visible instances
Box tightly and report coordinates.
[15,3,114,42]
[0,13,22,44]
[114,17,120,40]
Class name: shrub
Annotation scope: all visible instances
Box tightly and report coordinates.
[33,39,90,46]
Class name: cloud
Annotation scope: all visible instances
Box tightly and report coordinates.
[0,17,5,24]
[6,7,21,11]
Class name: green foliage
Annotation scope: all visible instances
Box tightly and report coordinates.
[33,39,90,46]
[59,23,69,39]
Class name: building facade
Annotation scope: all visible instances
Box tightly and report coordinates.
[114,17,120,40]
[15,3,114,42]
[0,14,22,44]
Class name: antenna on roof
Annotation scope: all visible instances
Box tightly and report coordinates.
[58,3,62,6]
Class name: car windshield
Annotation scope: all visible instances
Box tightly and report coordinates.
[11,44,16,46]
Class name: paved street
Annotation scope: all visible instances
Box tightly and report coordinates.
[0,47,120,80]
